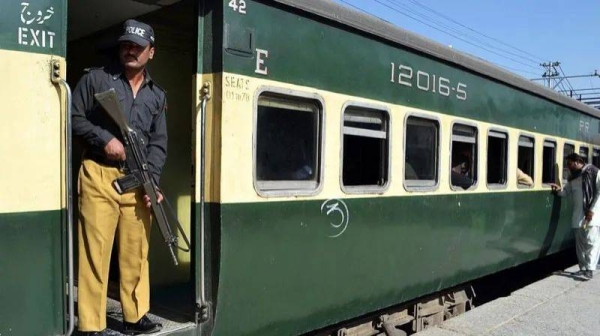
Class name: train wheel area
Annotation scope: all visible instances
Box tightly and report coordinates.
[306,250,575,336]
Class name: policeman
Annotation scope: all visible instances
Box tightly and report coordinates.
[72,19,167,335]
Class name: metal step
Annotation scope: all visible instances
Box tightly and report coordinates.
[73,286,196,335]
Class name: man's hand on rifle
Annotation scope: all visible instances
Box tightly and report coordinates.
[104,138,126,161]
[143,191,163,208]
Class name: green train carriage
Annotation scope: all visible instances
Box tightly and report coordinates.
[1,0,598,335]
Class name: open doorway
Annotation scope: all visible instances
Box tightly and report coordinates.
[66,0,196,331]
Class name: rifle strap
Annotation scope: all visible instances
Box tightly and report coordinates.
[159,190,192,252]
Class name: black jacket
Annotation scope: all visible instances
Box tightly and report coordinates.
[71,64,168,183]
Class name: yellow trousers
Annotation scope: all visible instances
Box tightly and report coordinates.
[77,159,152,331]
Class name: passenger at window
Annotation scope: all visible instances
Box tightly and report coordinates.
[451,152,472,189]
[517,168,533,187]
[452,159,469,176]
[551,153,600,280]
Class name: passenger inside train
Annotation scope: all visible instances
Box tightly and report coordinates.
[451,149,474,189]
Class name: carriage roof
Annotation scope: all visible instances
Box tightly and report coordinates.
[274,0,600,118]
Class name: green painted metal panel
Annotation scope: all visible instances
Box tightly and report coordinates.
[198,1,223,74]
[222,1,598,142]
[212,192,573,335]
[0,210,64,335]
[195,202,221,336]
[0,0,66,56]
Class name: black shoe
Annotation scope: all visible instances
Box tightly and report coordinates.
[123,315,163,335]
[585,270,594,279]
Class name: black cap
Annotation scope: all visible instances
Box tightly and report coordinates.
[118,19,155,47]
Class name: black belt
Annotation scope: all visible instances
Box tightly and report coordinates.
[84,151,122,168]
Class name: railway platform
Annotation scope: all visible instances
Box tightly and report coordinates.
[418,265,600,336]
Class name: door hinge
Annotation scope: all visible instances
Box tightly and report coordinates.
[51,60,62,84]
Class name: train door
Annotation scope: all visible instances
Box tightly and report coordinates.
[66,0,198,334]
[0,1,71,335]
[194,1,220,334]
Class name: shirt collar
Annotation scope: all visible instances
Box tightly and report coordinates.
[143,70,153,86]
[110,64,154,87]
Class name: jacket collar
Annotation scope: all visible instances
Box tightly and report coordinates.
[109,63,153,87]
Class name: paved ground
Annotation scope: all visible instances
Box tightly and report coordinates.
[418,265,600,336]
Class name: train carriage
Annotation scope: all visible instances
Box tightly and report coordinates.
[1,0,598,335]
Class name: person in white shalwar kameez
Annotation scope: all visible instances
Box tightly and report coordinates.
[551,153,600,280]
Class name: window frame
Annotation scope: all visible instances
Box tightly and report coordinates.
[449,120,479,191]
[579,145,590,164]
[403,112,441,192]
[339,101,392,194]
[486,128,509,190]
[252,86,326,197]
[541,138,557,187]
[563,142,575,183]
[593,147,600,168]
[517,132,536,189]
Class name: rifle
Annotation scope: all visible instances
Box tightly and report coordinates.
[94,88,190,266]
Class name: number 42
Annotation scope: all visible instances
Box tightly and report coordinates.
[229,0,247,14]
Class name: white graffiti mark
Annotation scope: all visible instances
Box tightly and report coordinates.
[320,199,350,238]
[21,3,54,25]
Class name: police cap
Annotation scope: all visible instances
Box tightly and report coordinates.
[118,19,155,47]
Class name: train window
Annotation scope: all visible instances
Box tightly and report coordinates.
[563,143,575,182]
[580,146,589,164]
[517,135,535,187]
[542,140,556,185]
[404,116,439,189]
[451,124,477,190]
[341,106,390,191]
[487,130,507,187]
[593,148,600,168]
[254,92,322,195]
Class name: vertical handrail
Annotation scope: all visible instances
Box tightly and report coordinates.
[199,92,208,307]
[51,60,74,336]
[196,81,211,322]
